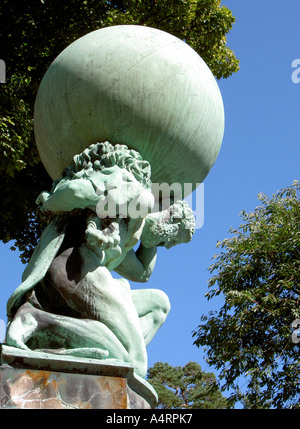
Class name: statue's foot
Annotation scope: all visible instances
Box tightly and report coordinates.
[36,347,109,360]
[6,301,146,379]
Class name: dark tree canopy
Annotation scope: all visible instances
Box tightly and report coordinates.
[0,0,239,262]
[147,361,229,409]
[193,182,300,408]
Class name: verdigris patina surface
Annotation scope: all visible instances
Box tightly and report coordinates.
[34,25,224,192]
[5,142,195,379]
[3,25,224,385]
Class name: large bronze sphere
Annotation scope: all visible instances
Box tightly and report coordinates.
[34,25,224,194]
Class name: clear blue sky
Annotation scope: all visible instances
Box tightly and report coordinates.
[0,0,299,405]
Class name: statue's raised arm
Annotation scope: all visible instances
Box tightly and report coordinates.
[115,200,195,282]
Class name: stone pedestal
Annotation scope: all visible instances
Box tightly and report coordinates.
[0,345,157,409]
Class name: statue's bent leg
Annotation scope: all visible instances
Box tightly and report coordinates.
[47,254,147,378]
[5,302,130,364]
[79,268,148,377]
[130,289,170,346]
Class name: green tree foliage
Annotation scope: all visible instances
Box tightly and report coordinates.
[147,361,229,409]
[0,0,238,262]
[193,182,300,409]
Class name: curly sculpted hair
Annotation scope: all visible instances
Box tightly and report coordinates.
[61,141,152,189]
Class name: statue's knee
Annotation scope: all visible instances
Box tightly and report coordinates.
[152,290,170,323]
[115,277,131,292]
[158,290,171,315]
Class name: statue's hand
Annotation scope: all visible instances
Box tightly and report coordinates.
[36,191,51,212]
[85,216,121,252]
[36,191,56,222]
[86,226,120,250]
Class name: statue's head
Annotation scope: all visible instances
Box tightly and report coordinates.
[141,200,195,249]
[62,141,152,189]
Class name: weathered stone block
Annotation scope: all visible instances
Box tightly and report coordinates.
[0,345,157,409]
[0,367,128,409]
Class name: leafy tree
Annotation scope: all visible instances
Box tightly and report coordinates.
[0,0,239,262]
[193,181,300,409]
[147,361,229,409]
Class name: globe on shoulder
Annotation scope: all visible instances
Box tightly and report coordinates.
[34,25,224,197]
